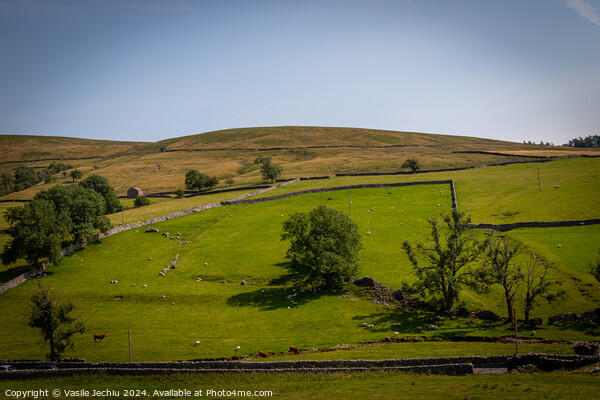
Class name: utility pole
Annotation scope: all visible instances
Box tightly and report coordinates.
[537,168,541,192]
[347,191,351,215]
[122,203,124,225]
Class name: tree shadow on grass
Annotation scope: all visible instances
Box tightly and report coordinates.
[226,287,336,311]
[352,310,482,337]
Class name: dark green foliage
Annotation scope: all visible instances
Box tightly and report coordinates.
[206,176,219,190]
[14,165,40,188]
[36,168,50,182]
[402,210,484,312]
[523,255,564,324]
[401,158,421,173]
[70,169,83,182]
[0,170,15,196]
[281,205,362,290]
[134,196,151,207]
[79,174,121,214]
[565,135,600,147]
[47,161,72,175]
[185,169,211,191]
[27,283,86,361]
[1,199,69,266]
[175,189,185,198]
[254,155,283,183]
[34,185,111,244]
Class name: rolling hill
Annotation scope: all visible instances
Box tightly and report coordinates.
[1,126,598,201]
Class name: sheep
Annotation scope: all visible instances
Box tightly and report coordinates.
[143,284,147,288]
[131,284,136,287]
[194,340,200,346]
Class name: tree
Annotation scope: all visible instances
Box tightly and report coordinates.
[70,169,83,182]
[225,178,235,186]
[402,210,484,312]
[27,283,86,361]
[79,174,121,214]
[134,196,151,207]
[474,233,524,322]
[0,170,15,196]
[206,176,219,190]
[14,165,40,189]
[1,199,70,266]
[34,185,111,244]
[281,205,362,290]
[185,169,211,191]
[254,155,283,183]
[175,189,185,198]
[523,254,564,324]
[401,158,421,173]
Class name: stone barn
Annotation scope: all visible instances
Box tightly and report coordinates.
[127,187,144,198]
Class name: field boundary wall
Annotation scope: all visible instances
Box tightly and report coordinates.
[471,219,600,232]
[0,179,299,295]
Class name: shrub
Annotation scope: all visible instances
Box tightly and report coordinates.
[175,189,185,198]
[134,196,151,207]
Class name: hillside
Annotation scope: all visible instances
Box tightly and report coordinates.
[1,127,598,200]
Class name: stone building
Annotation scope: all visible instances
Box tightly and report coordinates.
[127,187,143,198]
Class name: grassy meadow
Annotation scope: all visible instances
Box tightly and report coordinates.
[0,126,598,389]
[1,369,599,400]
[0,174,598,362]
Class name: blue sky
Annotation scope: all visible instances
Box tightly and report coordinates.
[1,0,599,144]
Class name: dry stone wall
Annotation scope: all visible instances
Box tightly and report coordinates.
[471,219,600,232]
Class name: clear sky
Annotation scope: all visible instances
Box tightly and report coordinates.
[1,0,599,144]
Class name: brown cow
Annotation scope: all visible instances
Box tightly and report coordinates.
[93,334,106,342]
[289,346,301,355]
[258,351,268,358]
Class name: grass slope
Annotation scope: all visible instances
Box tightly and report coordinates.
[0,181,598,362]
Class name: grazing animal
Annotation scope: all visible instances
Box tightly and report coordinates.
[289,346,301,355]
[93,334,106,342]
[258,351,268,358]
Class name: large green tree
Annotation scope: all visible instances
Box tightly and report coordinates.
[34,185,111,244]
[281,205,362,290]
[27,284,86,361]
[79,174,121,214]
[14,165,40,189]
[402,210,484,312]
[185,169,211,191]
[2,199,70,266]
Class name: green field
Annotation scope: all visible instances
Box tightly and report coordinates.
[1,369,599,400]
[0,161,598,362]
